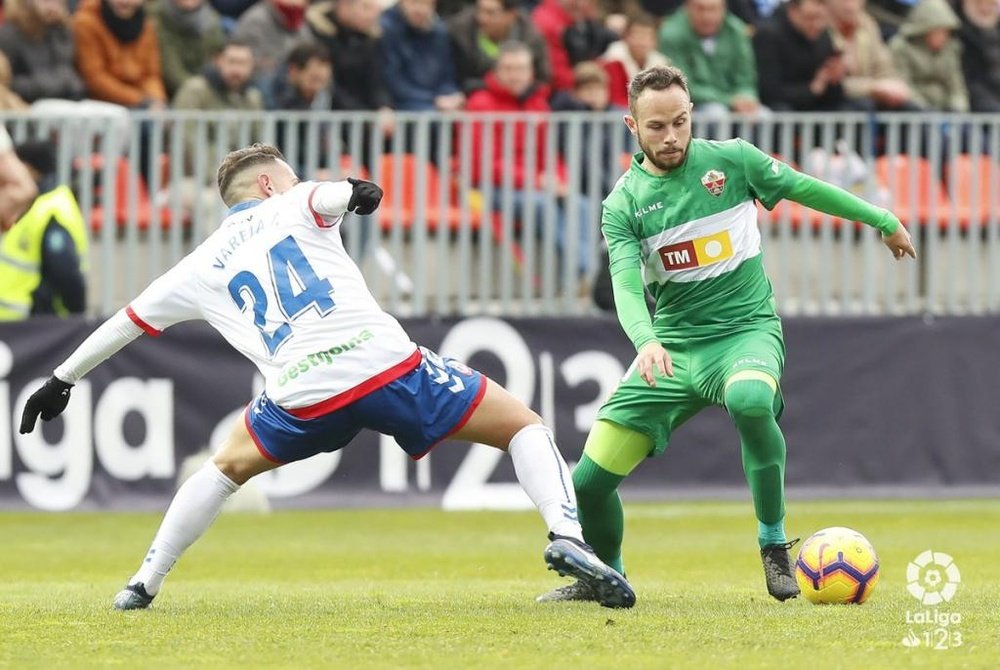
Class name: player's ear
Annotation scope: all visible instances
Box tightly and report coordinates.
[624,114,638,136]
[257,172,273,196]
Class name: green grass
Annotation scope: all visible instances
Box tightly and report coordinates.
[1,499,998,669]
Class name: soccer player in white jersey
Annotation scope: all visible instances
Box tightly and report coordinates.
[19,143,635,610]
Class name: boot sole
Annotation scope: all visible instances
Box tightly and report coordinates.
[544,541,636,609]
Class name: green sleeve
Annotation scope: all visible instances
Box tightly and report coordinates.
[739,139,901,234]
[603,203,657,351]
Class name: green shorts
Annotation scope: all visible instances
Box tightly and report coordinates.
[596,325,785,456]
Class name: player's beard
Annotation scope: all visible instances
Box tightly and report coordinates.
[637,132,688,172]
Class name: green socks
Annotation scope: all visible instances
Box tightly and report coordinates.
[572,454,627,574]
[758,519,788,549]
[724,378,788,550]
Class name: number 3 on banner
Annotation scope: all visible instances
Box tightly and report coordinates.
[228,235,336,357]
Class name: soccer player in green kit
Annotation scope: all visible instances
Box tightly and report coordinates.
[538,65,917,605]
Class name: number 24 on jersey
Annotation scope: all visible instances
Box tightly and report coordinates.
[227,235,335,358]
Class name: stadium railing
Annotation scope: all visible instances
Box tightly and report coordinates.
[2,110,998,317]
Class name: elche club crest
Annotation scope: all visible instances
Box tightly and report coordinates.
[701,169,726,196]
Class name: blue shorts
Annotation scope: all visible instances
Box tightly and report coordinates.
[245,347,487,464]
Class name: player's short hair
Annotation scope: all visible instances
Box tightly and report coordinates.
[627,65,690,116]
[217,143,286,206]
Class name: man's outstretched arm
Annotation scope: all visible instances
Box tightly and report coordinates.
[21,251,203,433]
[19,309,144,433]
[740,139,916,260]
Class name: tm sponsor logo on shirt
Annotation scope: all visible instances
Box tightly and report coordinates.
[657,231,734,271]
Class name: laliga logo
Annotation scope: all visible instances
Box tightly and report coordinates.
[906,550,961,605]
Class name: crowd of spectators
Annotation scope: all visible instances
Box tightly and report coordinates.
[0,0,993,314]
[0,0,994,210]
[0,0,993,123]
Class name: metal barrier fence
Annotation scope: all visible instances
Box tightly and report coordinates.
[3,110,999,317]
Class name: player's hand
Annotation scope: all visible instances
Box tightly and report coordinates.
[636,341,674,387]
[882,224,917,260]
[19,376,73,434]
[346,177,383,216]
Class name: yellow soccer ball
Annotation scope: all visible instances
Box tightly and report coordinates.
[795,526,880,604]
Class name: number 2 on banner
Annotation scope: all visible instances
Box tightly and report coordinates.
[228,236,336,357]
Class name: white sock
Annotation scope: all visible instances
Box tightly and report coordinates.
[508,424,584,541]
[130,461,239,595]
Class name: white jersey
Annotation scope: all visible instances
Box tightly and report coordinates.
[126,181,419,415]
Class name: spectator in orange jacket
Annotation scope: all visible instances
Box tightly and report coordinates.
[466,41,594,278]
[72,0,166,109]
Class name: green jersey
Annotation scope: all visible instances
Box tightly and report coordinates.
[602,138,901,348]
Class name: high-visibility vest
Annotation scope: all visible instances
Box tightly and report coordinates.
[0,185,89,320]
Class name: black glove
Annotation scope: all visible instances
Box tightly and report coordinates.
[346,177,383,216]
[19,376,73,434]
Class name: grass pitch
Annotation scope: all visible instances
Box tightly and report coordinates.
[1,499,998,669]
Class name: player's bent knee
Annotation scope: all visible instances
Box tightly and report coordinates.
[212,421,281,485]
[724,378,777,419]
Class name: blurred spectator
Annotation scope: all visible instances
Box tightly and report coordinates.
[639,0,770,25]
[380,0,464,111]
[269,41,336,175]
[448,0,550,94]
[602,12,669,108]
[551,61,625,193]
[72,0,166,109]
[0,126,37,230]
[466,41,592,278]
[659,0,764,117]
[232,0,311,81]
[149,0,226,99]
[827,0,917,110]
[172,39,262,215]
[210,0,256,33]
[888,0,968,111]
[562,0,619,65]
[0,52,29,110]
[955,0,1000,112]
[269,41,334,111]
[306,0,393,133]
[532,0,594,91]
[753,0,854,110]
[0,0,86,102]
[1,0,130,153]
[0,140,87,320]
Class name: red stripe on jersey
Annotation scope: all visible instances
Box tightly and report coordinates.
[125,305,162,337]
[308,183,335,228]
[244,408,285,464]
[412,372,488,461]
[286,349,422,419]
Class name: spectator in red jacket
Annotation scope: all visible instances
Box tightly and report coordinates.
[531,0,590,91]
[466,41,594,278]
